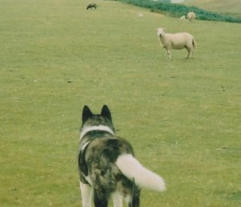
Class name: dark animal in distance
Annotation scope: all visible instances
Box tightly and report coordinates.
[86,3,97,10]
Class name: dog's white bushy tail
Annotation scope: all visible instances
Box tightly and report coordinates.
[116,154,166,192]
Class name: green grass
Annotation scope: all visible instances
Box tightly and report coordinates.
[0,0,241,207]
[185,0,241,17]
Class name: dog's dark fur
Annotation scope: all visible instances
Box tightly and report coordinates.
[86,3,97,10]
[78,105,165,207]
[78,105,140,207]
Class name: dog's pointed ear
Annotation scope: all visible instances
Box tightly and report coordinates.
[101,105,112,121]
[82,105,92,123]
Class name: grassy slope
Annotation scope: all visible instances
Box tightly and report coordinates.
[0,0,241,207]
[186,0,241,17]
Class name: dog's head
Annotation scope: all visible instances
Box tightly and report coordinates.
[81,105,115,132]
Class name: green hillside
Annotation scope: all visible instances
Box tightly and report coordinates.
[116,0,241,23]
[186,0,241,17]
[0,0,241,207]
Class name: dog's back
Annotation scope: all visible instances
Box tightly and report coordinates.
[83,135,138,198]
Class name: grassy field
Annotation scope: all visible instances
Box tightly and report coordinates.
[0,0,241,207]
[185,0,241,17]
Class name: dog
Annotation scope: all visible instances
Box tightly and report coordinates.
[78,105,166,207]
[86,3,97,10]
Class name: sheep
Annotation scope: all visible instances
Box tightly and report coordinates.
[187,11,196,22]
[180,15,186,20]
[157,27,196,59]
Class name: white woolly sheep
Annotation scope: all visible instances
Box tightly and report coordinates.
[187,11,196,22]
[157,27,196,59]
[180,15,186,20]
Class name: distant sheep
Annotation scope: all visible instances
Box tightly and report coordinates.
[86,3,97,10]
[180,15,186,20]
[187,11,196,22]
[157,27,196,59]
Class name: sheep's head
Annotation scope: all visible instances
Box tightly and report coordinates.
[157,28,165,37]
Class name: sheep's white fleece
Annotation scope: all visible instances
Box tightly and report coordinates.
[187,11,196,21]
[157,27,196,58]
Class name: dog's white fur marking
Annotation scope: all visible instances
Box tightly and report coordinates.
[80,125,114,140]
[84,175,92,186]
[80,182,93,207]
[80,141,90,152]
[112,191,123,207]
[116,154,166,192]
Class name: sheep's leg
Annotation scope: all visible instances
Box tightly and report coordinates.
[187,50,191,58]
[166,49,172,59]
[186,47,191,59]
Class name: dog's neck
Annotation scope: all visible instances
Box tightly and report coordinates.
[80,125,115,140]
